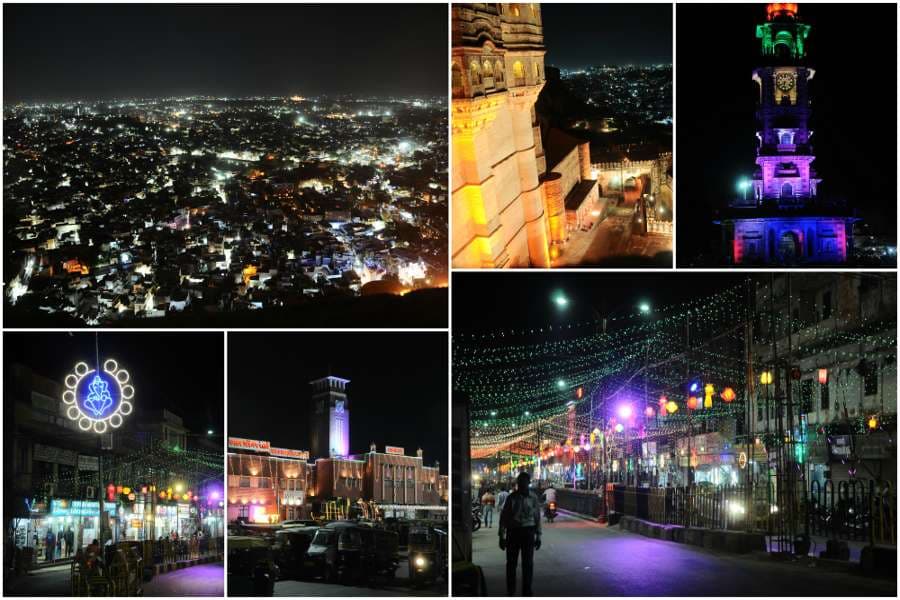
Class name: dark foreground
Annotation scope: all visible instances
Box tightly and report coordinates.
[4,561,224,596]
[471,512,896,596]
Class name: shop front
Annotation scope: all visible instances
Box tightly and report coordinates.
[23,499,117,563]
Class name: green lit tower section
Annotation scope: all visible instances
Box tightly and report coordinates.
[722,3,855,265]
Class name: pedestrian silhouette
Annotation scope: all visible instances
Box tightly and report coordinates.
[498,471,542,596]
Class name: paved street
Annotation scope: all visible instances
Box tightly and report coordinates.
[273,556,446,597]
[4,561,224,596]
[472,512,896,596]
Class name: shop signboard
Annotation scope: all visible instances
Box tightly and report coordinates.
[385,446,405,456]
[50,499,105,517]
[78,455,99,471]
[828,435,852,461]
[228,437,271,452]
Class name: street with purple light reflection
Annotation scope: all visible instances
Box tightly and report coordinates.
[4,562,223,596]
[471,512,895,596]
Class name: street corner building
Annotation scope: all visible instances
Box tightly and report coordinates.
[719,3,857,266]
[227,376,448,524]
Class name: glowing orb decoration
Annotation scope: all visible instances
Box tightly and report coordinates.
[63,359,134,434]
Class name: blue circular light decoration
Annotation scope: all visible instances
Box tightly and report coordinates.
[62,359,134,434]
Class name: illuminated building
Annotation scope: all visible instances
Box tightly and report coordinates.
[721,3,856,265]
[451,3,552,268]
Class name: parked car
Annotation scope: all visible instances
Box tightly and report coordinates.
[305,522,399,585]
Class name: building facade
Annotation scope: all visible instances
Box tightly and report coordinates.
[451,3,551,268]
[721,3,856,265]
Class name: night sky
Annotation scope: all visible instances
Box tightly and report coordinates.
[542,3,673,68]
[228,332,448,472]
[3,4,447,102]
[4,332,224,434]
[453,272,747,333]
[676,3,898,264]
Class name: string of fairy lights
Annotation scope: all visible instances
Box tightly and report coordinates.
[457,277,897,459]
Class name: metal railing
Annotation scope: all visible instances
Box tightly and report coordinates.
[808,479,896,546]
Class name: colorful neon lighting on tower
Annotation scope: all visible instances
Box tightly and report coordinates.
[721,4,857,265]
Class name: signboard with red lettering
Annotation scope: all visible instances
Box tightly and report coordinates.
[270,447,309,460]
[228,437,271,452]
[385,446,405,456]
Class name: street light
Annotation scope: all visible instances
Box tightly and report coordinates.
[207,429,214,436]
[557,379,566,389]
[553,292,569,308]
[737,177,752,202]
[638,302,651,314]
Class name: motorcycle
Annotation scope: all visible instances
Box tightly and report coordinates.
[472,500,483,532]
[544,501,557,523]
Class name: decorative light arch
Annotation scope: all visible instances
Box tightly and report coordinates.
[62,359,134,434]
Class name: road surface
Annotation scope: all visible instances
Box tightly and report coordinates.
[4,561,224,596]
[471,512,896,596]
[273,555,446,597]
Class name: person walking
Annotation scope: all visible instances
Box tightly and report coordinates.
[497,485,510,515]
[481,488,496,528]
[66,528,75,558]
[498,472,542,596]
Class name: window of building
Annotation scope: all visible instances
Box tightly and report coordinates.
[779,132,792,144]
[864,368,878,396]
[800,379,813,413]
[469,61,481,85]
[238,505,249,519]
[483,60,493,77]
[781,182,793,198]
[239,476,250,488]
[821,291,832,321]
[512,61,525,83]
[495,60,504,82]
[820,384,830,410]
[757,399,763,422]
[509,4,520,17]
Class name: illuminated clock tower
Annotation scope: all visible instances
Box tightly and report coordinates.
[722,3,856,264]
[310,375,350,458]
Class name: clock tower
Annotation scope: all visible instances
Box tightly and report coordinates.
[721,3,857,265]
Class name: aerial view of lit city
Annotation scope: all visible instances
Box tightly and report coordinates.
[451,3,672,269]
[4,4,448,327]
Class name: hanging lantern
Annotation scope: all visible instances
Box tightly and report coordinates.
[687,396,699,410]
[644,406,655,418]
[116,485,123,494]
[659,403,668,417]
[159,491,167,499]
[106,483,116,502]
[721,387,736,403]
[666,400,678,414]
[818,369,828,385]
[704,384,714,409]
[122,486,131,495]
[760,371,773,385]
[141,486,148,495]
[658,395,667,406]
[868,415,878,430]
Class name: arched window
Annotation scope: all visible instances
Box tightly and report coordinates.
[495,60,504,81]
[469,60,481,85]
[509,3,520,17]
[533,62,540,80]
[781,182,793,198]
[513,61,525,85]
[451,63,463,94]
[483,60,493,77]
[779,132,792,145]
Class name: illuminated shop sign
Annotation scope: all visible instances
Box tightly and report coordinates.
[228,437,308,460]
[50,499,116,517]
[63,360,134,434]
[385,446,405,456]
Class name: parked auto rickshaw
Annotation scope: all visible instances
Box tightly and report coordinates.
[408,524,447,586]
[228,535,279,596]
[305,522,399,586]
[272,526,319,580]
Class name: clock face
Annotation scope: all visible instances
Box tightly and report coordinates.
[775,72,795,92]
